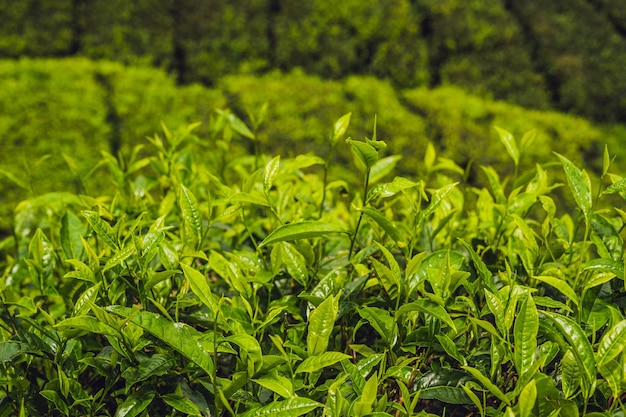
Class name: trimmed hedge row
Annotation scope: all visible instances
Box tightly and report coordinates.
[2,0,626,121]
[1,58,619,231]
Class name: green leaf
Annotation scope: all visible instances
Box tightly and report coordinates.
[353,374,377,417]
[436,334,467,366]
[56,316,119,337]
[307,292,340,356]
[518,379,537,417]
[359,306,396,345]
[533,275,579,306]
[228,112,255,139]
[296,351,351,374]
[73,283,101,315]
[554,153,592,220]
[239,397,322,417]
[495,126,519,166]
[347,138,378,170]
[161,394,202,416]
[396,299,456,331]
[561,349,580,399]
[180,263,217,315]
[259,221,346,247]
[369,155,402,184]
[367,176,420,202]
[513,295,538,377]
[114,391,155,417]
[40,390,69,415]
[601,177,626,195]
[361,206,405,247]
[60,211,85,260]
[541,311,595,394]
[280,242,308,287]
[420,182,459,221]
[103,244,135,272]
[462,365,511,406]
[332,112,351,146]
[82,210,118,250]
[179,185,203,246]
[583,258,624,280]
[596,319,626,367]
[252,372,294,398]
[107,306,214,376]
[264,155,281,193]
[0,342,23,362]
[458,239,495,292]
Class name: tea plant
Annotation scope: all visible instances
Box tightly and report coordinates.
[1,112,626,417]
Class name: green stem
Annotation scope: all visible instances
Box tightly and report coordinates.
[349,168,371,260]
[319,145,334,218]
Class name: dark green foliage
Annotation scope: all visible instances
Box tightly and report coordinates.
[76,0,174,67]
[273,0,429,87]
[0,0,74,57]
[509,0,626,122]
[421,0,549,109]
[3,0,626,122]
[172,0,270,84]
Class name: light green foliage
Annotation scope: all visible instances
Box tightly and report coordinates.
[3,114,626,415]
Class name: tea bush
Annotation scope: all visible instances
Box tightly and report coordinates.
[2,113,626,416]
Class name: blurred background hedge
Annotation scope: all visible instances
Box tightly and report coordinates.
[1,58,618,230]
[1,0,626,231]
[2,0,626,122]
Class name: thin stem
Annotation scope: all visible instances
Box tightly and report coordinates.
[349,168,371,260]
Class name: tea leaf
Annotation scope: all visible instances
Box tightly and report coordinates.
[462,365,511,406]
[307,292,340,356]
[596,319,626,367]
[420,182,459,221]
[554,153,592,220]
[179,185,202,246]
[513,294,538,377]
[259,221,346,247]
[353,374,377,416]
[361,206,404,247]
[541,311,595,393]
[252,372,295,398]
[228,112,255,140]
[114,390,155,417]
[107,306,214,376]
[495,126,519,166]
[561,349,580,399]
[396,299,456,331]
[60,211,85,260]
[264,155,281,193]
[367,176,420,202]
[296,351,351,374]
[332,112,351,146]
[533,275,579,306]
[518,379,537,417]
[239,397,322,417]
[180,263,218,315]
[161,394,201,416]
[583,258,624,280]
[602,177,626,195]
[347,139,378,170]
[82,210,119,250]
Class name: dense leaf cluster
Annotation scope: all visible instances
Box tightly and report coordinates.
[2,115,626,416]
[0,58,615,232]
[2,0,626,121]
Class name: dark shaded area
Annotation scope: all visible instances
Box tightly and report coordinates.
[2,0,626,121]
